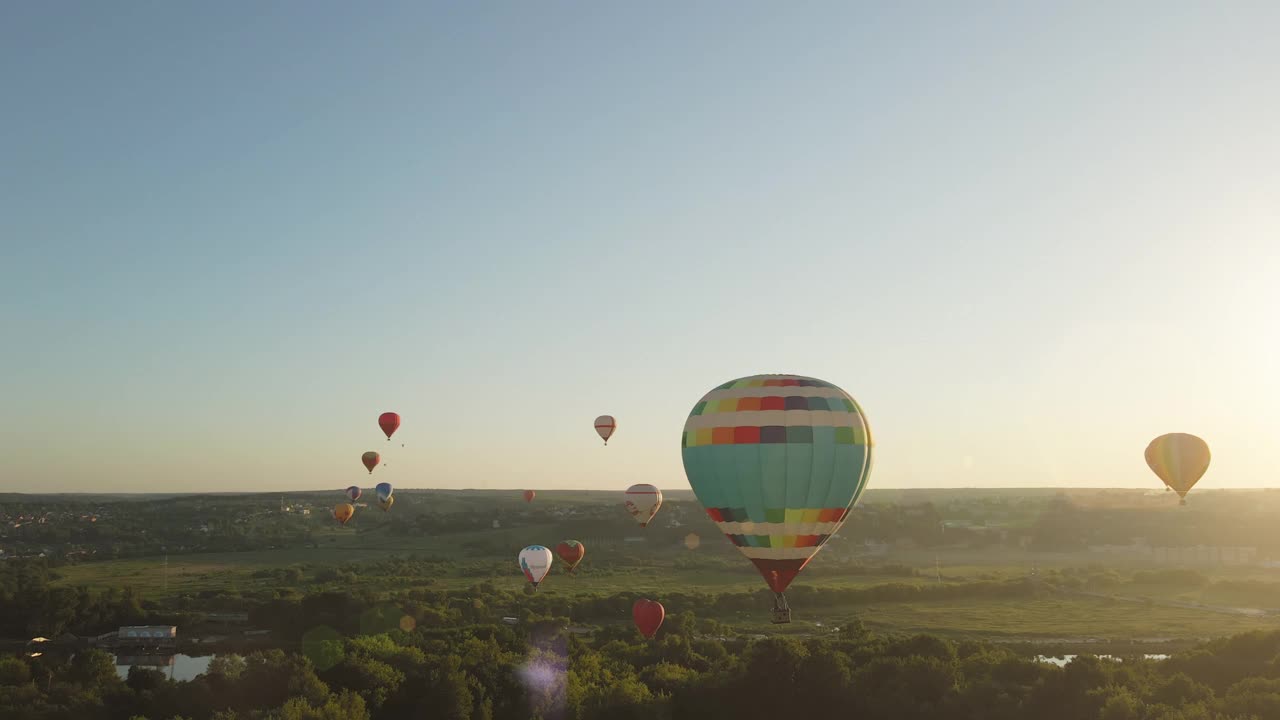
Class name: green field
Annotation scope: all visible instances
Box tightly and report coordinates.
[52,533,1280,644]
[23,486,1280,650]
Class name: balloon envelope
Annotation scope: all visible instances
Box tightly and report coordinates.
[375,482,393,503]
[624,484,663,527]
[345,486,361,502]
[681,374,873,594]
[378,496,395,512]
[361,452,380,474]
[523,490,536,503]
[1145,433,1210,503]
[519,545,553,588]
[334,503,355,526]
[378,412,401,440]
[594,415,616,444]
[556,540,585,571]
[633,599,665,639]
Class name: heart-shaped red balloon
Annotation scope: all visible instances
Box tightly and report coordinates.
[633,599,665,639]
[556,541,585,571]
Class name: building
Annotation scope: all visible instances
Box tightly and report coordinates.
[117,626,177,647]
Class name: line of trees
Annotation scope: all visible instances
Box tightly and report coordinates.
[7,618,1280,719]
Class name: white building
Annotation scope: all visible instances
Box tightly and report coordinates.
[118,626,177,643]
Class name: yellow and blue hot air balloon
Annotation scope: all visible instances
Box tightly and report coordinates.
[681,374,873,623]
[1145,433,1210,505]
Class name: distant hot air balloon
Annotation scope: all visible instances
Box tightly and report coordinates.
[375,482,393,503]
[681,374,873,624]
[378,495,395,512]
[379,412,401,441]
[1145,433,1211,506]
[624,484,663,528]
[595,415,616,445]
[556,540,585,573]
[519,545,553,590]
[362,452,380,474]
[345,486,362,502]
[523,490,536,503]
[633,599,665,639]
[334,503,355,526]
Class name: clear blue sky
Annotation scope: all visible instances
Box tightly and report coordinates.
[2,2,1277,493]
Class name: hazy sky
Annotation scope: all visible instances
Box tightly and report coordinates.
[2,2,1278,493]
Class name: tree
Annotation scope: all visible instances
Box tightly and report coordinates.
[279,690,369,720]
[207,655,247,682]
[1098,687,1144,720]
[68,649,120,690]
[0,658,31,687]
[127,666,167,693]
[1222,676,1280,719]
[1150,672,1214,708]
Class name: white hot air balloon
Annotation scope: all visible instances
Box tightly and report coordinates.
[519,545,554,590]
[624,483,663,528]
[594,415,616,445]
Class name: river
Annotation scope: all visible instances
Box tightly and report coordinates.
[112,653,214,681]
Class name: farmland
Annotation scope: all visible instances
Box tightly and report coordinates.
[7,487,1280,648]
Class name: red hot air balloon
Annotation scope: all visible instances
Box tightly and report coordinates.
[378,412,401,441]
[361,451,380,474]
[556,540,585,573]
[523,490,536,503]
[633,599,664,639]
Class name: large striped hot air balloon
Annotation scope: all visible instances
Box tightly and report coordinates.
[681,374,873,623]
[1145,433,1210,505]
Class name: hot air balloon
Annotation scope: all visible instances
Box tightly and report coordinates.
[519,545,553,590]
[633,599,664,639]
[375,482,393,503]
[378,495,395,512]
[523,490,536,503]
[345,486,362,502]
[681,374,873,624]
[595,415,616,445]
[1145,433,1210,506]
[334,503,355,526]
[624,484,663,528]
[379,412,401,441]
[361,452,380,474]
[556,540,585,573]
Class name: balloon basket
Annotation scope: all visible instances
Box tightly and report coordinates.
[771,593,791,624]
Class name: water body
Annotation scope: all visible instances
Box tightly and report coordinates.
[114,653,214,681]
[1037,654,1170,667]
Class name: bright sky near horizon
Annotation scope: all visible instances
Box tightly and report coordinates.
[2,3,1278,494]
